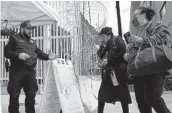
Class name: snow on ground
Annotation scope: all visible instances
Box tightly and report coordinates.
[1,76,172,113]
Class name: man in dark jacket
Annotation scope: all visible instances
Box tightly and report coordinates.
[4,20,58,113]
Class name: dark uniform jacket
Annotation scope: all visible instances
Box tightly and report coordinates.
[4,33,49,70]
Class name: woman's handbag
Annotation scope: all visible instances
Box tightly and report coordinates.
[127,40,172,76]
[127,20,172,76]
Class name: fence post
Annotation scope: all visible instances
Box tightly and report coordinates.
[42,25,50,90]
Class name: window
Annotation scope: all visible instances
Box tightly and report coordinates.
[160,1,167,20]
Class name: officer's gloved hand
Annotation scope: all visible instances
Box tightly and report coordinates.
[19,53,30,60]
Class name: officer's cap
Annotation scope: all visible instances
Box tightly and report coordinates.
[20,20,36,29]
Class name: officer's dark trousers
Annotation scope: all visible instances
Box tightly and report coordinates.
[7,69,38,113]
[134,74,171,113]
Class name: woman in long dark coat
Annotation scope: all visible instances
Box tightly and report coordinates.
[97,27,131,113]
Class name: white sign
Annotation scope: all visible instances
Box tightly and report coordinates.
[0,85,2,113]
[78,76,99,113]
[39,62,61,113]
[52,59,85,113]
[40,59,85,113]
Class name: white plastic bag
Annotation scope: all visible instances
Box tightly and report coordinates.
[111,70,119,86]
[78,76,98,113]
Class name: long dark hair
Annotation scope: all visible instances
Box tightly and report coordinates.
[138,7,155,21]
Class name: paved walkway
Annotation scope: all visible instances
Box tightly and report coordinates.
[1,92,172,113]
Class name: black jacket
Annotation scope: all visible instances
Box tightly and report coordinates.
[97,36,126,65]
[97,36,131,103]
[4,33,49,70]
[97,36,127,84]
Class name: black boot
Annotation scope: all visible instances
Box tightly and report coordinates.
[98,101,105,113]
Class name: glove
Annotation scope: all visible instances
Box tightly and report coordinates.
[123,53,129,61]
[97,59,108,68]
[19,53,30,60]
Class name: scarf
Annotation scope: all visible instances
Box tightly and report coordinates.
[129,20,170,51]
[138,20,170,46]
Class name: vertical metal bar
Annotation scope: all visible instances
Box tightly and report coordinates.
[1,37,2,81]
[40,26,43,37]
[3,38,5,81]
[56,23,59,55]
[37,26,39,85]
[60,38,63,58]
[116,1,122,37]
[2,36,5,82]
[0,36,2,82]
[59,2,62,58]
[63,38,65,59]
[40,38,43,85]
[37,26,39,38]
[43,25,48,85]
[58,38,60,58]
[64,36,66,58]
[55,24,57,54]
[66,37,69,59]
[61,38,64,58]
[54,24,56,37]
[53,35,55,53]
[0,38,1,81]
[35,35,39,85]
[33,26,36,38]
[54,24,56,53]
[81,1,85,75]
[41,43,43,86]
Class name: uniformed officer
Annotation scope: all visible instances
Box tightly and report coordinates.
[4,20,58,113]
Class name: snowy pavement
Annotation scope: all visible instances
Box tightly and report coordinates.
[1,91,172,113]
[1,76,172,113]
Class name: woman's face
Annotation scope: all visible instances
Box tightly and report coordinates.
[132,9,146,26]
[99,34,111,44]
